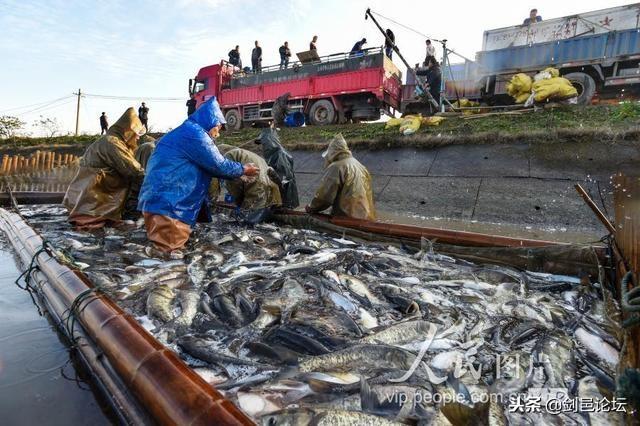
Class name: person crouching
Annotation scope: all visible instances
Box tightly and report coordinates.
[63,107,146,230]
[137,97,258,254]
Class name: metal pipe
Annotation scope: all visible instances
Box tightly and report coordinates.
[365,8,439,109]
[0,208,255,426]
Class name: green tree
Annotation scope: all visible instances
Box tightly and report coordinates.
[0,115,26,139]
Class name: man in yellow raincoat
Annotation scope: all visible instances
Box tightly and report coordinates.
[63,107,146,229]
[212,144,282,209]
[305,134,375,220]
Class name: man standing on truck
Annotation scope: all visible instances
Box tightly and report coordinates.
[384,29,395,59]
[305,134,375,220]
[99,112,108,134]
[138,102,149,132]
[310,35,318,52]
[425,40,436,65]
[138,97,259,255]
[252,41,262,73]
[523,8,542,25]
[279,41,292,70]
[186,95,197,117]
[228,45,241,68]
[350,38,367,56]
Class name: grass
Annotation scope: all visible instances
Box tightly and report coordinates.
[220,104,640,151]
[1,104,638,153]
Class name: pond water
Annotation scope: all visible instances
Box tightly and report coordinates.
[0,238,115,424]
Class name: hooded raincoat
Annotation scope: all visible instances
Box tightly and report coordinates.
[137,97,243,226]
[123,136,157,220]
[308,134,375,220]
[63,108,145,226]
[258,128,299,208]
[212,144,281,209]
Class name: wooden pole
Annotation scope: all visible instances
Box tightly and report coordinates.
[1,155,8,175]
[75,89,81,136]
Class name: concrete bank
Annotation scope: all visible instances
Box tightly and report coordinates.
[290,139,639,243]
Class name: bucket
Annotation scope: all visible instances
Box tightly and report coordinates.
[284,112,305,127]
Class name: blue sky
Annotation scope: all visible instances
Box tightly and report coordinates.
[0,0,630,135]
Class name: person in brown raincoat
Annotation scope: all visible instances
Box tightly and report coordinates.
[63,107,146,229]
[122,135,157,220]
[305,133,375,220]
[211,144,282,209]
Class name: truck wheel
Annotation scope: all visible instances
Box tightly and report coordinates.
[224,109,242,130]
[309,100,336,126]
[564,72,596,105]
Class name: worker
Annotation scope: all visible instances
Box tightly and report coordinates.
[123,135,157,220]
[425,39,436,64]
[138,102,149,132]
[252,40,262,73]
[279,41,292,70]
[350,38,367,56]
[305,133,375,220]
[99,112,109,135]
[228,45,241,67]
[255,126,299,209]
[523,8,542,25]
[384,29,395,59]
[186,95,197,117]
[138,97,259,254]
[63,107,145,229]
[212,144,281,210]
[309,35,318,52]
[425,56,441,104]
[271,92,290,126]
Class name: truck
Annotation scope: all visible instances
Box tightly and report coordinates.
[446,3,640,105]
[189,47,402,129]
[191,4,640,125]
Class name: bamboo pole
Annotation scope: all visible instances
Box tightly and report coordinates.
[1,155,8,175]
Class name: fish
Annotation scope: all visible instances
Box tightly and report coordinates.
[28,204,623,426]
[361,320,433,346]
[260,408,404,426]
[173,289,200,329]
[146,284,175,323]
[298,344,420,375]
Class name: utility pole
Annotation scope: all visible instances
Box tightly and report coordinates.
[74,88,81,136]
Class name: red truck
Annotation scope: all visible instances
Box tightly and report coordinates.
[189,47,403,129]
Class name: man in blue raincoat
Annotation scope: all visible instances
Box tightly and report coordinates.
[138,97,259,253]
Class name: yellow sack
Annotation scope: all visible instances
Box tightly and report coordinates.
[532,77,578,102]
[399,114,422,135]
[422,116,445,126]
[506,73,532,98]
[453,99,481,115]
[385,117,403,129]
[534,67,561,82]
[515,93,531,104]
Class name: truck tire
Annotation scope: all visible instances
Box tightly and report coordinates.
[308,100,336,126]
[564,72,596,105]
[224,109,242,130]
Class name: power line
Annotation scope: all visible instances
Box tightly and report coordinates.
[0,95,74,114]
[370,11,473,63]
[15,96,76,117]
[82,93,184,102]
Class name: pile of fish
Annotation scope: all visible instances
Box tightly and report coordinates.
[21,205,624,425]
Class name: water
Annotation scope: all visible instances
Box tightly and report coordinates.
[0,238,116,424]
